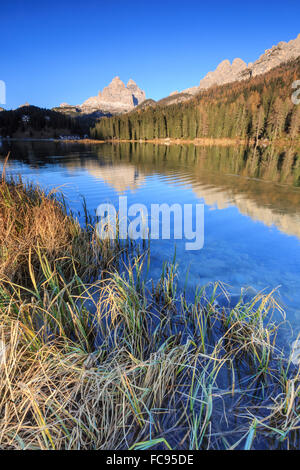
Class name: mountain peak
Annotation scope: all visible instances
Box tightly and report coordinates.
[127,78,137,87]
[232,58,247,69]
[183,33,300,96]
[81,77,146,114]
[216,59,231,71]
[111,76,123,83]
[107,77,126,89]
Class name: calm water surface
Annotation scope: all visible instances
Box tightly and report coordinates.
[1,140,300,341]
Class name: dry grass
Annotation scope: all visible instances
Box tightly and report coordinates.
[0,174,119,286]
[0,173,299,450]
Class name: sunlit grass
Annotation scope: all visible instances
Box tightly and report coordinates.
[0,172,299,450]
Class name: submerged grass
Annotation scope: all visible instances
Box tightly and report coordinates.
[0,172,299,450]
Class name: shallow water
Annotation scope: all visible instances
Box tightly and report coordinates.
[1,140,300,341]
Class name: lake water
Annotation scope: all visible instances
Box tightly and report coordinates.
[1,140,300,342]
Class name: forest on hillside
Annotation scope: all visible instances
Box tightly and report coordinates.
[0,106,85,138]
[91,58,300,142]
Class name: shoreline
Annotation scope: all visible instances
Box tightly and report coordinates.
[56,137,300,147]
[2,136,300,148]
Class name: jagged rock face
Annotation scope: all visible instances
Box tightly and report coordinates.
[99,77,132,106]
[198,58,248,89]
[183,34,300,95]
[182,58,249,94]
[126,79,146,106]
[81,77,146,113]
[248,33,300,77]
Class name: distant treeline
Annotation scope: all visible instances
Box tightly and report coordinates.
[0,105,84,137]
[91,58,300,141]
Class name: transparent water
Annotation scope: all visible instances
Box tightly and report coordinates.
[1,140,300,341]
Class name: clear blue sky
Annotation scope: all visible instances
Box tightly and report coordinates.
[1,0,300,109]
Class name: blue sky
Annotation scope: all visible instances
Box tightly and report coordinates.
[1,0,300,109]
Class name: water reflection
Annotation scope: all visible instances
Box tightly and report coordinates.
[1,140,300,334]
[7,141,299,239]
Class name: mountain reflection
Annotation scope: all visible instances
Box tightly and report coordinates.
[66,143,300,239]
[1,141,300,239]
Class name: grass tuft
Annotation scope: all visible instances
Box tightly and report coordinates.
[0,173,299,450]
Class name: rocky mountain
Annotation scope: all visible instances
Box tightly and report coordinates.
[76,77,146,114]
[54,34,300,120]
[126,79,146,106]
[181,33,300,95]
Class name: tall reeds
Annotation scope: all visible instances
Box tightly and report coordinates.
[0,174,299,450]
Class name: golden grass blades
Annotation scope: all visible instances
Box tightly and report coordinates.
[0,176,299,449]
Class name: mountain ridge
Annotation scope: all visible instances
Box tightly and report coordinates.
[54,34,300,116]
[59,77,146,115]
[91,56,300,142]
[180,33,300,96]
